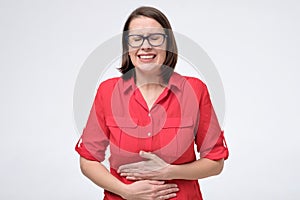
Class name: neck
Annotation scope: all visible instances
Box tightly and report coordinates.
[135,68,164,88]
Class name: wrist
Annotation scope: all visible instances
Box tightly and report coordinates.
[167,164,179,180]
[118,183,130,199]
[166,164,177,180]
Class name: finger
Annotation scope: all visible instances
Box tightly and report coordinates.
[125,176,136,180]
[126,174,156,180]
[121,170,150,180]
[139,151,156,160]
[119,172,127,177]
[119,168,141,173]
[118,162,144,173]
[120,172,140,176]
[122,171,159,179]
[118,164,137,173]
[126,176,144,181]
[157,183,178,191]
[148,180,165,185]
[156,187,179,196]
[120,172,143,177]
[156,193,177,200]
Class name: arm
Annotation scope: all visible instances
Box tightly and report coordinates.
[166,158,224,180]
[80,157,127,197]
[80,156,179,200]
[118,151,224,181]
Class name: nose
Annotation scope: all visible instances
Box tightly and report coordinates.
[141,38,152,49]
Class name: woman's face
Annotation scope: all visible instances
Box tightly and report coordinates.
[128,16,167,74]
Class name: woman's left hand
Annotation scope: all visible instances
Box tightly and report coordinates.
[118,151,172,181]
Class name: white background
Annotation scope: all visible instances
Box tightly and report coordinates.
[1,0,299,199]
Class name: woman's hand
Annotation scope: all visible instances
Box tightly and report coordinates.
[118,151,172,180]
[121,180,179,200]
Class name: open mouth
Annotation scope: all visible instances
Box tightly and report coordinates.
[138,54,156,61]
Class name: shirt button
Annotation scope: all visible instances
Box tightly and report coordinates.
[147,132,151,137]
[148,113,151,117]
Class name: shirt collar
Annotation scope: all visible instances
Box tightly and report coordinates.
[167,72,186,91]
[122,76,136,94]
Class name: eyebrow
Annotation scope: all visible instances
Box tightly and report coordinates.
[128,28,165,34]
[128,33,165,36]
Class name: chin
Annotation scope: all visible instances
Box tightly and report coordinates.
[136,63,161,72]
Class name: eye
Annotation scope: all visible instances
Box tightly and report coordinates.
[131,36,143,41]
[149,34,161,40]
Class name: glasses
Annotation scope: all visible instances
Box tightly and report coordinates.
[126,33,168,48]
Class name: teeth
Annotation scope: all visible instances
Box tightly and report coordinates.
[139,55,155,59]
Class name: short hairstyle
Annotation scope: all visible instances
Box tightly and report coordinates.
[119,6,178,83]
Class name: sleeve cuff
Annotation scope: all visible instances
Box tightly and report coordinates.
[75,139,101,162]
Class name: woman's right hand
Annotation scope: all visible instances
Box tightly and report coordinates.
[120,180,179,200]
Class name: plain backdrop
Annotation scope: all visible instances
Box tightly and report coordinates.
[1,0,299,199]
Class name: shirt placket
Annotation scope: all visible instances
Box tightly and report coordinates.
[133,89,153,151]
[144,110,153,151]
[134,87,171,151]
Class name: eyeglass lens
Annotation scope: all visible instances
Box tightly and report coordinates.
[127,33,166,47]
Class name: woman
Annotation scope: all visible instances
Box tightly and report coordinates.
[75,6,229,200]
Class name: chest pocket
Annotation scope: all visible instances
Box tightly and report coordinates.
[105,116,139,152]
[157,117,195,163]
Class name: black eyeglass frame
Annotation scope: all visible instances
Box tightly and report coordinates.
[126,33,168,48]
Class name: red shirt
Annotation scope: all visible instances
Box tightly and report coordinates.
[75,72,229,199]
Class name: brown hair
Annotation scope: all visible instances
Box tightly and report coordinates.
[119,6,178,83]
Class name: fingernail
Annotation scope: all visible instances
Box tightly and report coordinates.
[139,151,144,155]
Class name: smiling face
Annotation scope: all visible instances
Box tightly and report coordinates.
[128,16,167,74]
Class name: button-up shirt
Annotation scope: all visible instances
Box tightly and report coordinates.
[75,72,229,199]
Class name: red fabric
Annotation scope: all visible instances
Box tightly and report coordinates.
[75,72,229,199]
